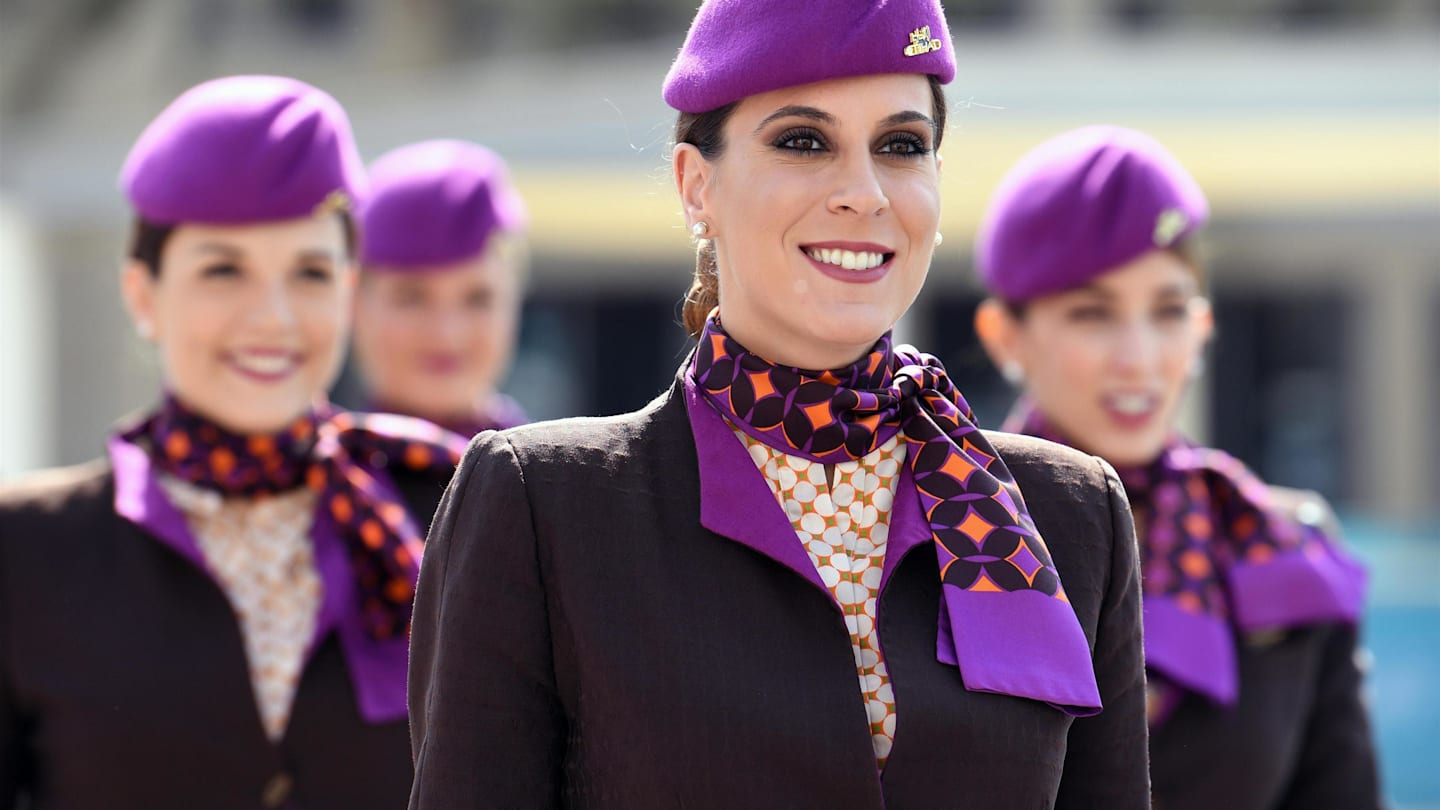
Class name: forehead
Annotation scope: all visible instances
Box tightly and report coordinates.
[167,216,345,255]
[730,73,934,126]
[365,252,510,289]
[1086,250,1199,294]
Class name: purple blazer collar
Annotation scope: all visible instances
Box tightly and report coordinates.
[684,375,931,597]
[682,374,1101,716]
[108,431,410,725]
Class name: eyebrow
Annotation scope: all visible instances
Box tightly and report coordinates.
[192,243,338,263]
[880,110,936,135]
[753,106,937,137]
[193,243,243,257]
[1077,282,1193,300]
[753,105,836,134]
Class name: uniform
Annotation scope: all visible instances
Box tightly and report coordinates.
[976,125,1380,809]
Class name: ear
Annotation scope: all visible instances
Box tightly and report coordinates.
[673,142,716,234]
[974,297,1023,371]
[1191,295,1215,345]
[119,260,159,341]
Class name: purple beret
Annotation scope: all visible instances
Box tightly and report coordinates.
[121,75,364,225]
[976,126,1210,303]
[663,0,956,114]
[359,140,527,270]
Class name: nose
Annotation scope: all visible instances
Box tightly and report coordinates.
[434,305,468,345]
[1110,316,1160,376]
[248,277,298,331]
[826,153,889,217]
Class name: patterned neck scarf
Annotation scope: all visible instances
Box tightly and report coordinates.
[691,316,1100,711]
[1008,404,1366,707]
[369,393,528,439]
[128,395,468,639]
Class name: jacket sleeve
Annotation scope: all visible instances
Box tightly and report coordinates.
[408,432,564,809]
[0,511,32,805]
[1054,459,1151,809]
[1273,623,1382,809]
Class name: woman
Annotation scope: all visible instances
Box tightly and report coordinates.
[0,76,467,809]
[352,139,530,437]
[408,2,1149,807]
[972,125,1378,809]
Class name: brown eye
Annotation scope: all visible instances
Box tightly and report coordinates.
[391,287,426,307]
[465,289,494,310]
[1067,305,1110,323]
[878,133,929,157]
[201,263,240,279]
[773,127,827,153]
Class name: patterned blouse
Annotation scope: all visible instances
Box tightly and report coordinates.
[160,476,322,741]
[732,427,908,767]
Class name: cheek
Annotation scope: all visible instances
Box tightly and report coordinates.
[300,294,348,358]
[1022,330,1106,404]
[722,166,804,242]
[156,295,223,362]
[1159,335,1200,392]
[895,177,941,230]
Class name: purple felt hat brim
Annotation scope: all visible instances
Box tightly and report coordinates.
[663,0,956,113]
[120,75,364,226]
[976,126,1210,303]
[359,139,527,270]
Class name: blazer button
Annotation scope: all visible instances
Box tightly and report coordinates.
[261,771,294,808]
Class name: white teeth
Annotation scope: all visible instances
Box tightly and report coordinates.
[805,248,886,271]
[1108,393,1155,415]
[233,354,296,375]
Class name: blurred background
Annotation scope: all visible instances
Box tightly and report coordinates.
[0,0,1435,803]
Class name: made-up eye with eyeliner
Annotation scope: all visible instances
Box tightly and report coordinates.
[772,126,827,153]
[877,131,930,157]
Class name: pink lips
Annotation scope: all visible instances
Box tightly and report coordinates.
[800,241,895,284]
[419,353,464,375]
[1101,392,1160,432]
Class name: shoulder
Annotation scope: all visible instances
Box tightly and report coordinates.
[1266,484,1342,537]
[983,429,1117,506]
[982,431,1133,616]
[479,386,683,479]
[0,460,117,572]
[0,458,114,522]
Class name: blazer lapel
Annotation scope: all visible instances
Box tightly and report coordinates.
[681,374,832,598]
[109,433,211,574]
[880,465,933,595]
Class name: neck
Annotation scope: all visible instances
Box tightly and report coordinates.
[718,314,878,371]
[374,393,492,425]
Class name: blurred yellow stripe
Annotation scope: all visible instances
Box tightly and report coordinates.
[514,117,1439,260]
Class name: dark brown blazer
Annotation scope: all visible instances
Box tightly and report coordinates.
[0,458,448,810]
[408,378,1150,809]
[1148,489,1381,810]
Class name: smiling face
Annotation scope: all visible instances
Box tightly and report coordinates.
[121,216,354,434]
[674,73,942,369]
[352,238,523,422]
[978,249,1213,467]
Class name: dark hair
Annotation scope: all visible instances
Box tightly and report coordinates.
[129,219,177,277]
[128,212,358,277]
[677,74,950,338]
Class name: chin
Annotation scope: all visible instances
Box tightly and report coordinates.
[1095,437,1168,469]
[220,395,314,434]
[805,312,893,352]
